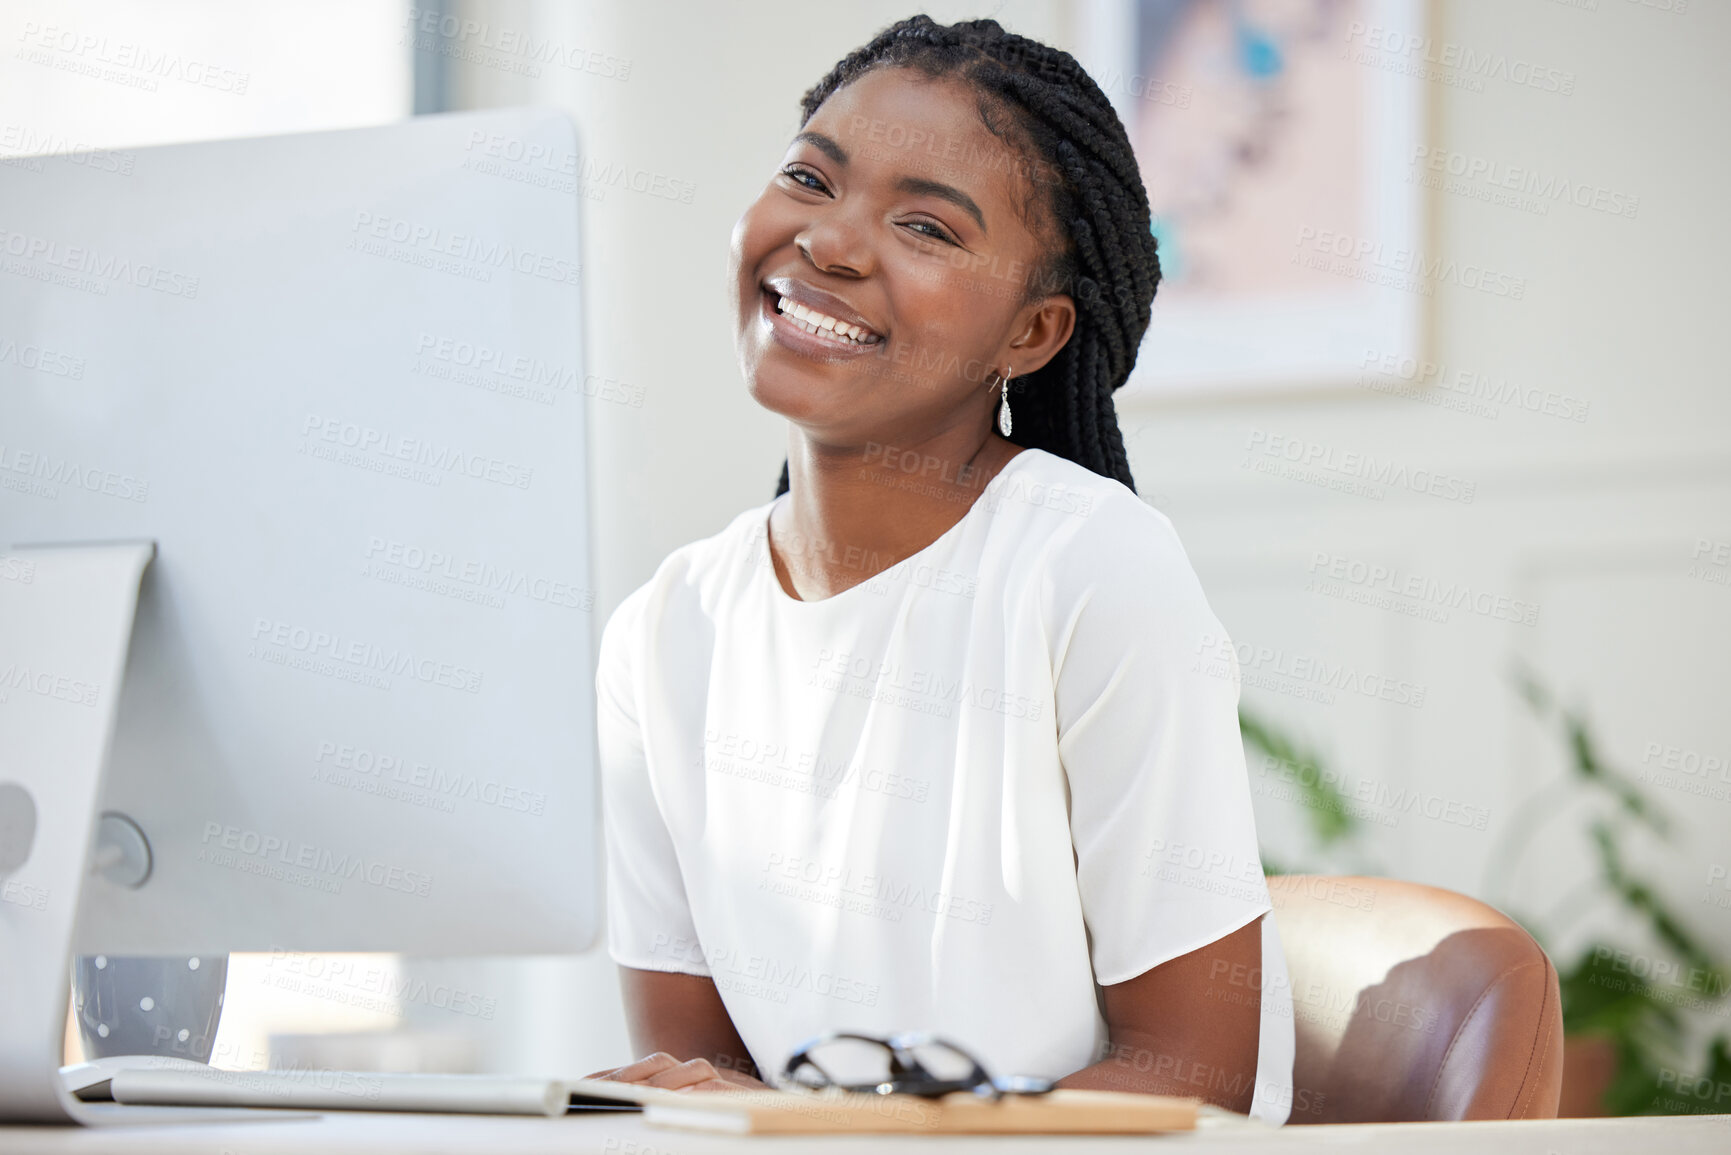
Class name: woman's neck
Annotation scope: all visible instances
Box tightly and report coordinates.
[768,429,1024,602]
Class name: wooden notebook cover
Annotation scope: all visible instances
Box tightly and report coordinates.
[639,1088,1200,1135]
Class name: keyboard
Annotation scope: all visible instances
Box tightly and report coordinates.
[62,1056,650,1117]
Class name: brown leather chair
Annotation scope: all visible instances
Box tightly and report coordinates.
[1267,875,1563,1124]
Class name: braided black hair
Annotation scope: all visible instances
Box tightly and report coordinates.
[773,14,1159,498]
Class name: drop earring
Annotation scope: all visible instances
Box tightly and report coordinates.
[997,366,1013,437]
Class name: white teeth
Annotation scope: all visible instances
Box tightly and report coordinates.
[774,293,879,345]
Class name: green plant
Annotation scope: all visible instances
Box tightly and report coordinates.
[1498,669,1730,1116]
[1239,684,1731,1117]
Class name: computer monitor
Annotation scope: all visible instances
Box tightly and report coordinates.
[0,108,598,1118]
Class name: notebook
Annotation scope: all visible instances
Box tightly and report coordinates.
[641,1087,1200,1135]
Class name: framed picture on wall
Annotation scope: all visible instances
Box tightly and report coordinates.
[1074,0,1427,397]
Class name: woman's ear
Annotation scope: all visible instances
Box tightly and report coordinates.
[1008,294,1077,376]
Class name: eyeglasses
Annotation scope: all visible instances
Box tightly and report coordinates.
[780,1031,1055,1101]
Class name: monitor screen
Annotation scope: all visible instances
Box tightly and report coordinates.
[0,108,598,956]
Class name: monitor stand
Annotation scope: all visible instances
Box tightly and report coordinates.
[0,541,158,1125]
[1,542,306,1129]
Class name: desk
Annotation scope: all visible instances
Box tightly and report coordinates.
[4,1112,1728,1154]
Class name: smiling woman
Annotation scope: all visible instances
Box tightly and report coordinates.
[590,15,1293,1123]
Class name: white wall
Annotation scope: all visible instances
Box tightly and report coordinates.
[0,0,411,150]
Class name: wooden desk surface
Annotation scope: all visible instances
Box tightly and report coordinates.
[3,1110,1728,1154]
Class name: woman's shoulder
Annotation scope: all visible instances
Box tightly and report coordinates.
[599,500,772,641]
[1001,450,1224,660]
[994,448,1188,568]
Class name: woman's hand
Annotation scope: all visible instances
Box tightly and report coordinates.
[585,1052,770,1093]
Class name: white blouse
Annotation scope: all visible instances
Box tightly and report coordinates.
[597,446,1294,1122]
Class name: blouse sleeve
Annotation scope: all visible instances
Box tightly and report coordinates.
[597,585,711,976]
[1049,503,1271,987]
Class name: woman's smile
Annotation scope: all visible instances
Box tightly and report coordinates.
[759,278,885,364]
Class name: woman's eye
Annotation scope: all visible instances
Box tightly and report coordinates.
[904,220,957,246]
[781,166,828,193]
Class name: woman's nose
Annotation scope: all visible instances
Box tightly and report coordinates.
[797,211,874,279]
